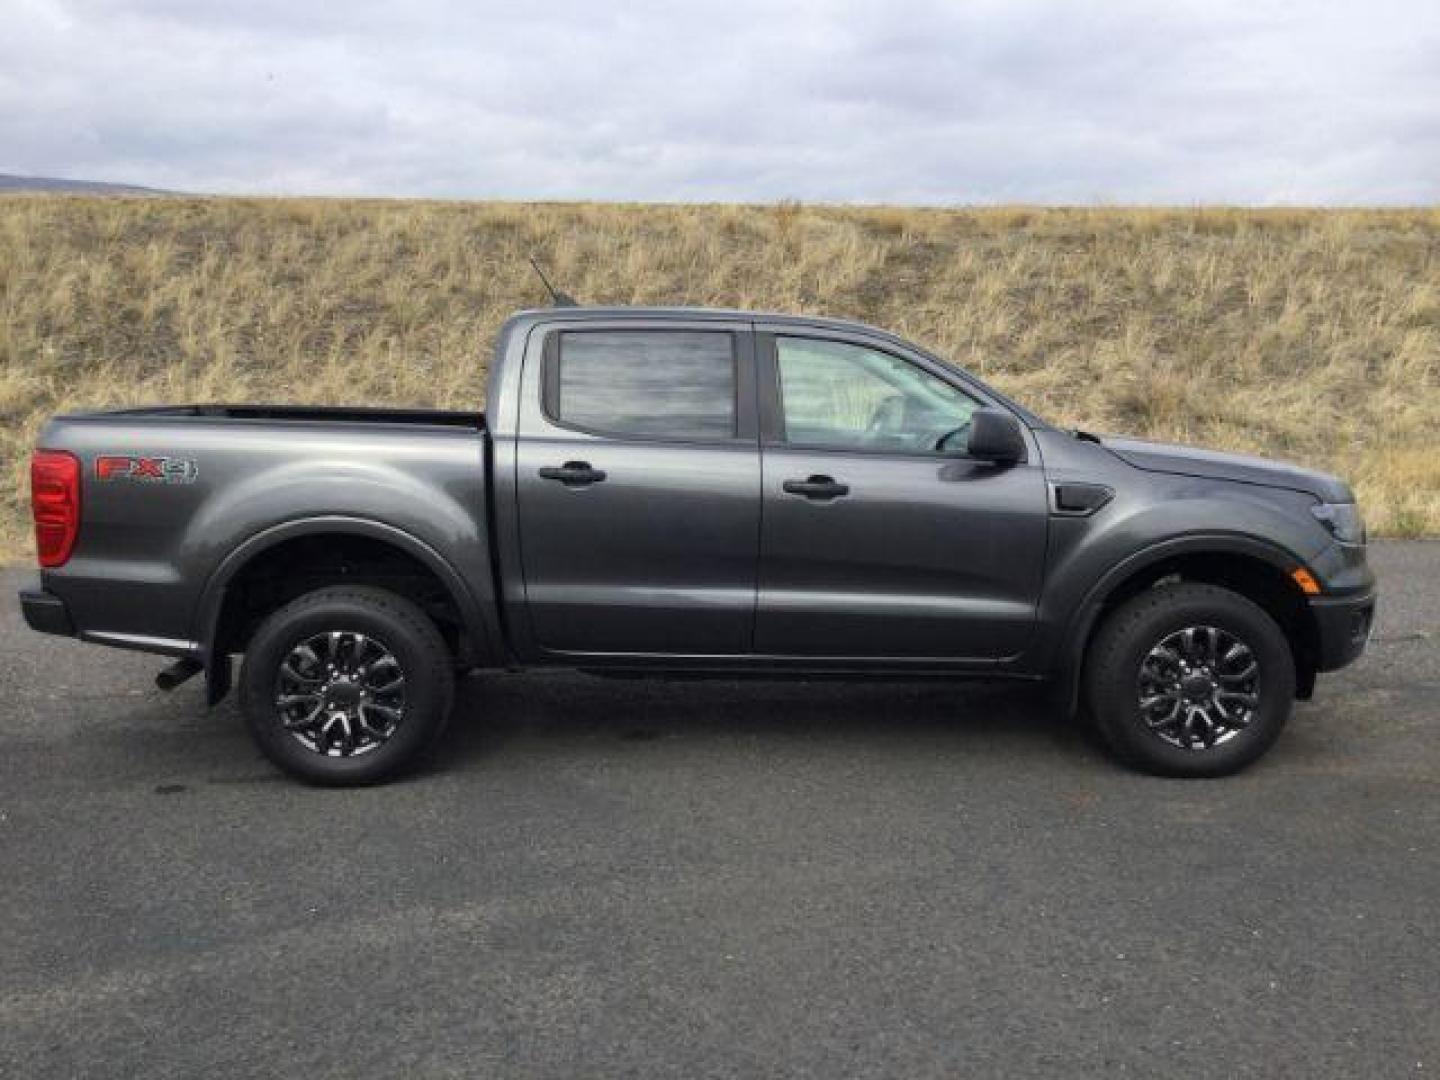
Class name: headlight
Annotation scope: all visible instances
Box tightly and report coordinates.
[1311,502,1366,545]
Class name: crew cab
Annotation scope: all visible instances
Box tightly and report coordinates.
[20,307,1376,783]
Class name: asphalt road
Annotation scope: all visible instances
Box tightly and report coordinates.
[2,544,1437,1079]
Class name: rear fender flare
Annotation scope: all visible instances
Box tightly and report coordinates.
[193,516,503,703]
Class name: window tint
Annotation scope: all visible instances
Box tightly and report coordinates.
[553,331,736,441]
[776,337,979,454]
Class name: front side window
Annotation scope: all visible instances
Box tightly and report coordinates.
[553,330,736,441]
[776,337,979,453]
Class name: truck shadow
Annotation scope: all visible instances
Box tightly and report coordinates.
[433,671,1103,772]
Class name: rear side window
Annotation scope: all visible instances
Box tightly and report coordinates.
[550,331,737,441]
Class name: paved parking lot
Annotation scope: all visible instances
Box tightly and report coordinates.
[2,543,1437,1078]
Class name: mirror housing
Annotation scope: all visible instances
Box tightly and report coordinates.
[966,407,1027,463]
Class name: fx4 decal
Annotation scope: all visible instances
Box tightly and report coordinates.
[94,455,199,484]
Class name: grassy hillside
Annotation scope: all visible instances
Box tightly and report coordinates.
[1,197,1437,561]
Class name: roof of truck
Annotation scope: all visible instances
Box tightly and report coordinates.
[507,305,901,337]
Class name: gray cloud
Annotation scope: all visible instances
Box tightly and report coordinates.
[2,0,1436,202]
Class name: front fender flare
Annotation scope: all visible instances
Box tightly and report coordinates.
[1048,531,1310,716]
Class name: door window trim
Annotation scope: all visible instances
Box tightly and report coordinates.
[756,328,1007,461]
[539,327,759,446]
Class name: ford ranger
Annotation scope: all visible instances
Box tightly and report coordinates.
[19,307,1376,784]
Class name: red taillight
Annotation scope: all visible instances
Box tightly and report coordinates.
[31,450,81,568]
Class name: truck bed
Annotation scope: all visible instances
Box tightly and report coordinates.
[34,402,492,662]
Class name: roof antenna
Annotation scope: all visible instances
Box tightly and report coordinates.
[527,255,579,307]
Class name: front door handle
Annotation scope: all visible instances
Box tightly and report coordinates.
[782,475,849,500]
[539,461,607,486]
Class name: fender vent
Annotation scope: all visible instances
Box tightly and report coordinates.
[1051,483,1114,516]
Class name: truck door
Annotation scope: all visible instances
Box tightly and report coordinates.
[514,321,760,656]
[753,328,1048,661]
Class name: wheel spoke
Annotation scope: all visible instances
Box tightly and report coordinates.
[1211,696,1246,731]
[279,662,322,687]
[1186,705,1209,748]
[1178,709,1195,748]
[356,705,394,739]
[282,701,325,730]
[1144,699,1181,727]
[1180,628,1199,662]
[362,655,405,693]
[363,702,402,724]
[1216,691,1258,708]
[338,714,358,756]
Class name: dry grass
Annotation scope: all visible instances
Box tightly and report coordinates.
[2,196,1437,560]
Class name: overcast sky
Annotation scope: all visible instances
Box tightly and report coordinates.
[3,0,1437,204]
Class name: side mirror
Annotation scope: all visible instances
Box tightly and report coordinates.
[966,408,1027,463]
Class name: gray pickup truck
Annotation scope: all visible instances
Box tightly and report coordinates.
[21,306,1375,784]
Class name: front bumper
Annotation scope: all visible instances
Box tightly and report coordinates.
[1309,589,1376,672]
[19,586,75,638]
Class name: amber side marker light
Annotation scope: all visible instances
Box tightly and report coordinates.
[1291,567,1322,596]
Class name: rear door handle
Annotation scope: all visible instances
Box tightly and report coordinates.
[539,461,607,486]
[782,475,849,500]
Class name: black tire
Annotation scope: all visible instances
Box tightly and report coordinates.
[1084,582,1296,777]
[239,586,454,786]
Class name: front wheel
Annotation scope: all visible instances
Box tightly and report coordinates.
[239,586,455,786]
[1084,582,1296,777]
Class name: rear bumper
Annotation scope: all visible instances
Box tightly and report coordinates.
[1310,589,1376,672]
[19,586,75,638]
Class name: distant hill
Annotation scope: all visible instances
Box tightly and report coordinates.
[0,198,1435,557]
[0,173,173,195]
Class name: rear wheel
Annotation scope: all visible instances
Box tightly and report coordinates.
[1084,582,1295,777]
[239,586,454,785]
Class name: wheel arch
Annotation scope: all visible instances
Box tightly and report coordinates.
[194,516,504,703]
[1055,533,1321,716]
